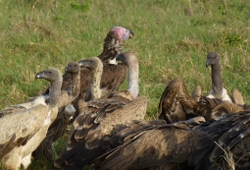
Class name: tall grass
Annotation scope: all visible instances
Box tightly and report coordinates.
[0,0,250,169]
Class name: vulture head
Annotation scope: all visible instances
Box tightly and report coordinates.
[36,68,62,83]
[100,26,134,64]
[206,52,220,68]
[111,26,134,43]
[65,62,80,74]
[78,57,103,73]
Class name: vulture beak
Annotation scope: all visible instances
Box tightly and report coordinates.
[65,65,71,73]
[78,60,88,68]
[206,59,210,68]
[35,71,44,79]
[129,30,134,39]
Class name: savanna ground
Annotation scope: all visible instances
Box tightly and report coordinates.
[0,0,250,169]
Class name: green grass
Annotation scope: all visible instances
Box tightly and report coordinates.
[0,0,250,169]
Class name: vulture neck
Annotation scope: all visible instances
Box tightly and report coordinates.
[90,64,103,100]
[128,59,139,99]
[211,62,223,97]
[69,72,80,98]
[48,78,62,109]
[98,32,121,64]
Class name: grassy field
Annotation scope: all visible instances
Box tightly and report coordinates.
[0,0,250,169]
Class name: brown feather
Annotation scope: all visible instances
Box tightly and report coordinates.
[191,86,201,103]
[189,111,250,170]
[54,96,147,169]
[93,118,206,170]
[158,78,193,123]
[231,88,245,105]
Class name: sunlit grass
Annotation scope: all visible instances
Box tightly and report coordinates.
[0,0,250,169]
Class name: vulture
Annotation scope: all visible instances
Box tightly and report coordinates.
[92,117,206,170]
[170,52,245,121]
[41,26,134,105]
[0,68,62,170]
[187,52,233,116]
[54,51,148,170]
[205,52,232,102]
[188,111,250,170]
[33,62,80,161]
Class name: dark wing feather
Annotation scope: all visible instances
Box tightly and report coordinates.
[93,119,205,170]
[158,78,192,123]
[189,112,250,170]
[101,63,127,91]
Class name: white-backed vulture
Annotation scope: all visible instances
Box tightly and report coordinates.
[54,52,147,170]
[0,68,62,170]
[41,26,134,106]
[189,52,243,116]
[33,62,80,161]
[92,117,206,170]
[188,111,250,170]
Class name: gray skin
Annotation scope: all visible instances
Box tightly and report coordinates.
[206,52,224,99]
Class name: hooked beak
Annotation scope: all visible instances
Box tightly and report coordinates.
[206,62,209,68]
[78,60,85,67]
[206,59,210,68]
[35,71,44,79]
[129,30,134,39]
[65,65,70,73]
[65,65,71,72]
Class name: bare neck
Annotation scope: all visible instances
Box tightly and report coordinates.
[90,64,103,100]
[128,58,139,99]
[211,62,223,96]
[48,79,62,108]
[118,53,139,99]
